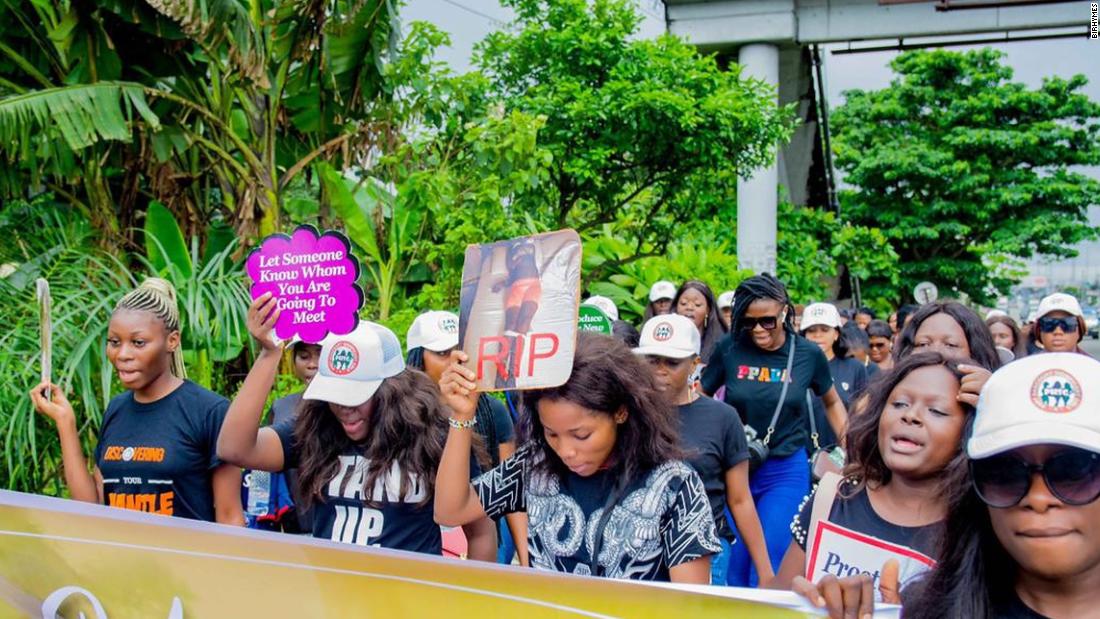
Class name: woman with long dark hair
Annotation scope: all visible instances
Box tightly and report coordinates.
[672,280,727,364]
[700,274,848,587]
[434,331,721,583]
[987,314,1026,360]
[776,353,975,615]
[893,301,1000,408]
[216,295,495,558]
[904,353,1100,618]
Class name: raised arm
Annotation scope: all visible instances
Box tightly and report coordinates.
[216,293,286,472]
[434,352,491,527]
[30,381,101,504]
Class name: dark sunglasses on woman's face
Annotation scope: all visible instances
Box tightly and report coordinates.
[971,447,1100,508]
[1038,316,1078,334]
[739,315,782,331]
[869,342,890,350]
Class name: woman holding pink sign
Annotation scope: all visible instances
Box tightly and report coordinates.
[216,294,496,559]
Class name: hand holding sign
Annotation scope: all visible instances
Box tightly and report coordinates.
[459,230,581,391]
[245,225,364,343]
[246,293,283,353]
[791,558,899,619]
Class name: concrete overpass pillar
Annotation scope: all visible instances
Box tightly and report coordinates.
[737,43,779,275]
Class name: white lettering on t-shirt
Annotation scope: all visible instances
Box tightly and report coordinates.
[326,455,427,503]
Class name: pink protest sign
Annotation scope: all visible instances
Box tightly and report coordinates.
[245,225,364,343]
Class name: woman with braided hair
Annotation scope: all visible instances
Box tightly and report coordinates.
[701,274,848,587]
[30,278,244,524]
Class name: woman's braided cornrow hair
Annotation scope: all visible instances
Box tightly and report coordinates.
[113,277,187,378]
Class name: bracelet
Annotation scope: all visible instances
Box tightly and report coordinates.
[448,417,477,430]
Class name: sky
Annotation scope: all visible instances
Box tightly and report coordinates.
[399,0,1100,287]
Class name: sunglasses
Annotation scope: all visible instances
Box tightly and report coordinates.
[1038,316,1078,334]
[739,314,784,331]
[869,342,890,350]
[644,356,692,369]
[971,447,1100,508]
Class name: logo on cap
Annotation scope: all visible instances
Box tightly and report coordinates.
[1030,369,1082,413]
[438,317,458,334]
[653,322,674,342]
[328,341,360,376]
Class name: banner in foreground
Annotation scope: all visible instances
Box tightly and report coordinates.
[0,491,828,618]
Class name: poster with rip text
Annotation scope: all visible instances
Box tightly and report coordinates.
[459,230,581,391]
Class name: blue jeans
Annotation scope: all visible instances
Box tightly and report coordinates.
[711,537,732,585]
[726,449,810,587]
[497,518,516,564]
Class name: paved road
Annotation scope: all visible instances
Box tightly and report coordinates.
[1081,336,1100,357]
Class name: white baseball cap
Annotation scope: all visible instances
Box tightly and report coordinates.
[985,309,1008,320]
[407,310,459,352]
[303,321,406,407]
[633,314,700,359]
[968,353,1100,459]
[1036,292,1084,320]
[583,295,619,321]
[717,291,735,310]
[649,281,677,303]
[801,302,841,330]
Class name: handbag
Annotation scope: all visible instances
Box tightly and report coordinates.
[806,391,845,481]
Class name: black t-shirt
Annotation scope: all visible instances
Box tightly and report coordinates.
[474,444,721,581]
[807,357,868,448]
[678,396,749,540]
[993,592,1052,619]
[273,420,442,555]
[270,392,312,532]
[702,332,834,457]
[94,380,228,521]
[791,480,941,556]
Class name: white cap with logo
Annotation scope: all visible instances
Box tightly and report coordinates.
[717,291,735,310]
[633,314,700,359]
[649,281,677,303]
[583,295,619,321]
[968,353,1100,459]
[1036,292,1084,320]
[407,310,459,352]
[801,302,841,330]
[303,321,406,407]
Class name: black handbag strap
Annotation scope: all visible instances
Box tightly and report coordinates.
[762,333,798,448]
[806,390,821,451]
[588,476,633,575]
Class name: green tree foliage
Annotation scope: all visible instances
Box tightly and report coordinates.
[473,0,795,275]
[777,202,900,307]
[833,48,1100,305]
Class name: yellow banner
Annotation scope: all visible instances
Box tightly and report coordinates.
[0,491,819,618]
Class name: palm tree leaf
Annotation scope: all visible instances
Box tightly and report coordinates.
[0,81,160,151]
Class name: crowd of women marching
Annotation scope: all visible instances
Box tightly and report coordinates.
[27,272,1100,618]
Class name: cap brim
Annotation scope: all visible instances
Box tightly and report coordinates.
[419,336,459,352]
[800,319,839,330]
[632,345,696,359]
[968,420,1100,459]
[302,374,383,407]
